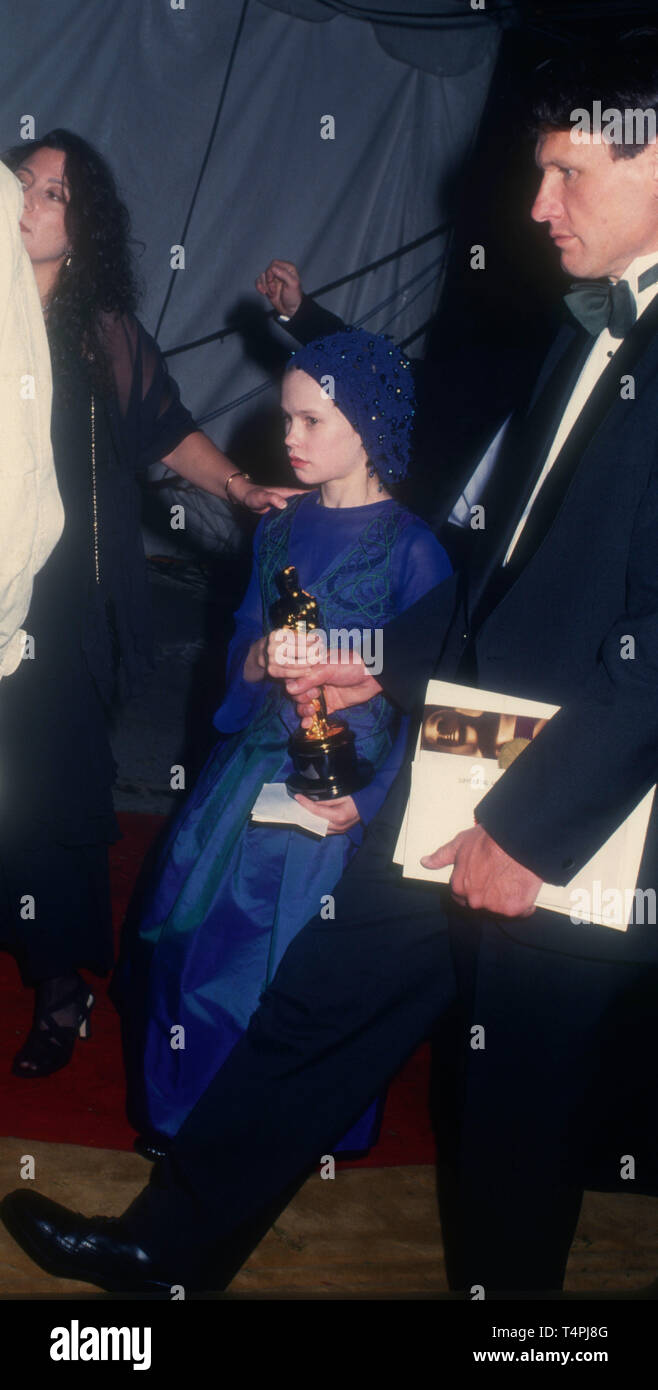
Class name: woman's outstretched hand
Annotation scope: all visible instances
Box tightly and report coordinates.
[161,432,303,512]
[255,259,303,318]
[294,792,360,835]
[239,480,305,513]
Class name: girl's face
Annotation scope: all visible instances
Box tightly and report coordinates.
[281,369,368,487]
[15,147,70,268]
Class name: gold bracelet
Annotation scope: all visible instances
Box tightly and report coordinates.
[225,469,251,504]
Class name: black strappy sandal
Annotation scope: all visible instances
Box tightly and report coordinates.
[12,975,96,1079]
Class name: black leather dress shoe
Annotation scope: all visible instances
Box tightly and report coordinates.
[1,1190,177,1294]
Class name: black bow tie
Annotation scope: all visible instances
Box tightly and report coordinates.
[564,262,658,338]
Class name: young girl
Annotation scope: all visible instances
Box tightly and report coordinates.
[128,328,452,1151]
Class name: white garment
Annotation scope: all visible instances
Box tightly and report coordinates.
[447,414,511,528]
[447,252,658,557]
[503,251,658,565]
[0,164,63,678]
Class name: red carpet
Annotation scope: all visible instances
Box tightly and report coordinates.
[0,814,435,1169]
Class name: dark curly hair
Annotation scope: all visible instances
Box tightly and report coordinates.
[3,128,141,387]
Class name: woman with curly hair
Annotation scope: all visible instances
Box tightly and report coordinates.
[0,129,295,1079]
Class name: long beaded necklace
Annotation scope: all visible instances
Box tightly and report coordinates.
[90,394,100,585]
[43,284,100,587]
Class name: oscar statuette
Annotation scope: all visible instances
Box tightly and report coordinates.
[270,565,373,800]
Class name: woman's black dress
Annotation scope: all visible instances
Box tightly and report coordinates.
[0,314,196,984]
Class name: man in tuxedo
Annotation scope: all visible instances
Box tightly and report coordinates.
[3,36,658,1294]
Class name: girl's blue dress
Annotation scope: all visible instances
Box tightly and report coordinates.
[135,492,451,1147]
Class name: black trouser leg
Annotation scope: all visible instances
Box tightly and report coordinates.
[446,918,648,1294]
[122,861,455,1284]
[0,841,114,984]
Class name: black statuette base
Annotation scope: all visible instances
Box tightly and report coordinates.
[286,724,372,800]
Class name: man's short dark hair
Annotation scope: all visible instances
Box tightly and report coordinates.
[531,29,658,159]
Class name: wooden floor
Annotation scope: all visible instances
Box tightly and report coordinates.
[0,1136,656,1298]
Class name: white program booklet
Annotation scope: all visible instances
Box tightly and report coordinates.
[250,782,330,837]
[394,680,655,932]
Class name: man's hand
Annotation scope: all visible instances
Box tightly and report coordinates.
[269,648,382,726]
[255,259,303,317]
[294,792,360,835]
[421,825,543,918]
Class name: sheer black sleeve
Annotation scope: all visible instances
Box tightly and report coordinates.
[100,312,198,474]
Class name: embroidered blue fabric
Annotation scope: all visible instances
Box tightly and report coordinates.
[134,493,451,1145]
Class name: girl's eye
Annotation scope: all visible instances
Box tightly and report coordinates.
[306,417,319,426]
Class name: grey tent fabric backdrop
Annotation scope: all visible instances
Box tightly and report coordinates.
[260,0,502,76]
[1,0,499,552]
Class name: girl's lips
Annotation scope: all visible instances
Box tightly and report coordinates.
[290,457,310,467]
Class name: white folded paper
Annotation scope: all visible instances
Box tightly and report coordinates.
[250,782,330,837]
[394,680,655,932]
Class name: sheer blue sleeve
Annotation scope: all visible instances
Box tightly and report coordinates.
[213,520,269,734]
[348,519,452,841]
[390,518,453,610]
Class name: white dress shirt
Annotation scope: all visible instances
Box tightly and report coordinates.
[503,251,658,565]
[0,164,63,678]
[448,414,511,528]
[447,252,658,563]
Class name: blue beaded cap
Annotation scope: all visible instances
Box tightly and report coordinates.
[288,326,415,482]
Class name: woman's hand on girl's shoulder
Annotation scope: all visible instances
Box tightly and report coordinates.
[240,481,306,513]
[294,792,360,835]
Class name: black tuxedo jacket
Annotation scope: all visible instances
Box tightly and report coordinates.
[378,301,658,965]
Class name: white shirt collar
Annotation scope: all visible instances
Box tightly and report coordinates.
[614,251,658,310]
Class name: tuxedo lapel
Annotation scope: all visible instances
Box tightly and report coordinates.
[464,327,591,625]
[469,293,658,630]
[501,293,658,587]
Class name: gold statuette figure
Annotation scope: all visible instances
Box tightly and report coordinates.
[270,565,372,800]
